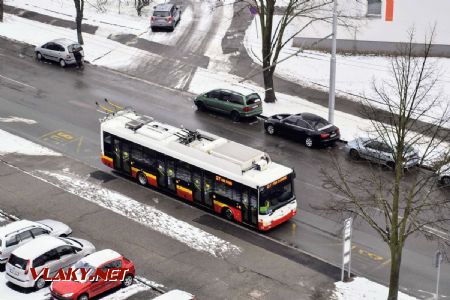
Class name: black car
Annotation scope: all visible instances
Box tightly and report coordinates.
[264,113,340,148]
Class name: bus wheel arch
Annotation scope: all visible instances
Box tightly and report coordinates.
[222,207,234,221]
[137,171,148,186]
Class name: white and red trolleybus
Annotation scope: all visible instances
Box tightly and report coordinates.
[99,108,297,231]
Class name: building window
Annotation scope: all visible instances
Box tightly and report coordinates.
[367,0,381,17]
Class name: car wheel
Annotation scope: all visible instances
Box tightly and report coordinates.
[137,171,147,186]
[230,111,240,122]
[441,176,450,186]
[35,52,42,61]
[196,102,205,111]
[35,277,46,290]
[78,294,89,300]
[122,274,134,288]
[59,59,66,68]
[305,137,313,148]
[266,124,275,135]
[349,149,360,160]
[223,208,234,221]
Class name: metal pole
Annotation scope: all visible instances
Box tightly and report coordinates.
[328,0,338,124]
[436,255,441,300]
[347,218,352,278]
[341,227,345,281]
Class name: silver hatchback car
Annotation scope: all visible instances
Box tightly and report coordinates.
[6,235,95,290]
[346,137,420,169]
[35,38,84,68]
[150,4,181,32]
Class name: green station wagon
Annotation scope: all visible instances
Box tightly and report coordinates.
[194,88,263,121]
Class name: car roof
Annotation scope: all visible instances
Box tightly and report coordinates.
[12,236,67,260]
[154,3,174,11]
[153,290,194,300]
[79,249,121,268]
[297,112,323,120]
[50,38,78,47]
[212,86,258,97]
[0,220,39,238]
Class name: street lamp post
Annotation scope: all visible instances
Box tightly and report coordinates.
[328,0,338,124]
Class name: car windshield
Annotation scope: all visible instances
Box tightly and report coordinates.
[153,11,169,17]
[246,93,261,105]
[9,254,28,270]
[73,261,95,282]
[259,177,293,214]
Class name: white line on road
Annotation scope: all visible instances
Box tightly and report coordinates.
[0,74,37,90]
[0,116,37,124]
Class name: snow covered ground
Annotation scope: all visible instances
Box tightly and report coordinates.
[244,16,450,127]
[333,277,418,300]
[0,128,61,156]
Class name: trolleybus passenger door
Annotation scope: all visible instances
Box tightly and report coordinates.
[156,156,166,188]
[203,172,214,208]
[192,167,203,204]
[166,158,176,192]
[121,143,131,175]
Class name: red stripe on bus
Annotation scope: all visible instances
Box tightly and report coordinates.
[259,209,297,231]
[176,185,193,202]
[144,172,158,187]
[101,155,113,168]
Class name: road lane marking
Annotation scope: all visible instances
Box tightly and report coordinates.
[76,136,84,153]
[0,74,37,90]
[0,116,37,124]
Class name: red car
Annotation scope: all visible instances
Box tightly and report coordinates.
[50,249,135,300]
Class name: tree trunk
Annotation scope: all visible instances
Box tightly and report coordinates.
[387,244,402,300]
[263,67,276,102]
[74,0,84,45]
[0,0,4,23]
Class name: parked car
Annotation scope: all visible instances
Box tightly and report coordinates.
[35,39,84,68]
[150,4,181,32]
[152,289,195,300]
[437,163,450,186]
[194,88,263,121]
[264,113,340,147]
[50,249,135,300]
[6,235,95,290]
[346,137,420,169]
[0,219,72,266]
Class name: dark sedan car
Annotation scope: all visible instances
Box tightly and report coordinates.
[264,113,340,148]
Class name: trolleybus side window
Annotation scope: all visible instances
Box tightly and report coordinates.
[103,132,113,157]
[166,157,176,191]
[250,190,258,224]
[176,161,191,184]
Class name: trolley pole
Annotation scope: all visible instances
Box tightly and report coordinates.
[328,0,338,124]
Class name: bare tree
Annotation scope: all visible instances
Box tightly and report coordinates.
[236,0,339,102]
[135,0,150,17]
[317,31,450,300]
[0,0,4,22]
[74,0,85,45]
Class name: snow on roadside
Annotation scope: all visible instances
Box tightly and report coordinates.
[333,277,418,300]
[0,129,61,156]
[35,169,241,258]
[243,16,450,128]
[100,278,151,300]
[0,14,165,71]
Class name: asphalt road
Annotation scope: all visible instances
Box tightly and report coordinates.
[1,38,449,299]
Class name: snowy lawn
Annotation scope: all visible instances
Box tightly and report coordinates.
[334,277,418,300]
[244,16,450,128]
